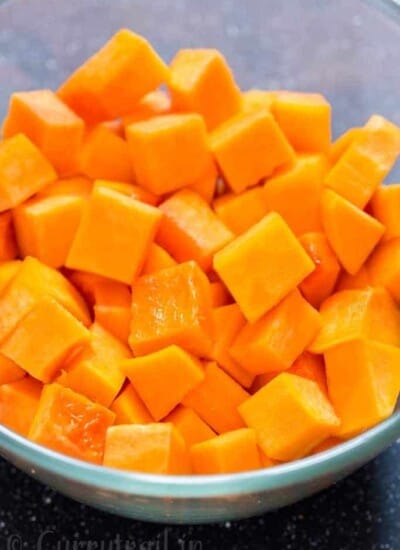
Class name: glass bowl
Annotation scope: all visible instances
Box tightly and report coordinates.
[0,0,400,524]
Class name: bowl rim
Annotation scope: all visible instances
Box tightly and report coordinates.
[1,0,400,502]
[1,410,400,499]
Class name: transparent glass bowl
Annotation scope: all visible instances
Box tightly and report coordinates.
[0,0,400,524]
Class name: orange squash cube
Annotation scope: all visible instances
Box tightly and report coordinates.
[310,287,400,353]
[336,265,372,292]
[239,373,339,461]
[187,155,218,203]
[230,289,321,374]
[213,213,315,322]
[58,29,168,123]
[182,362,249,434]
[78,124,134,182]
[299,232,341,308]
[129,261,213,358]
[79,125,133,182]
[321,189,384,275]
[250,352,328,396]
[59,323,129,407]
[103,423,190,474]
[67,184,162,284]
[0,134,56,212]
[29,384,115,464]
[271,92,331,153]
[263,154,327,235]
[370,184,400,241]
[13,194,85,268]
[67,270,128,308]
[329,127,363,165]
[157,189,234,271]
[165,405,216,448]
[367,238,400,302]
[95,305,131,345]
[2,89,85,175]
[1,297,90,383]
[191,428,262,474]
[0,377,42,436]
[0,260,21,295]
[90,277,131,307]
[66,270,103,305]
[325,115,400,209]
[169,48,241,130]
[0,256,90,342]
[110,383,153,425]
[0,353,25,386]
[213,186,268,235]
[141,243,177,276]
[93,282,132,345]
[123,345,204,420]
[211,304,254,388]
[325,340,400,437]
[126,113,210,195]
[288,352,328,396]
[210,110,295,193]
[209,281,232,308]
[260,453,280,468]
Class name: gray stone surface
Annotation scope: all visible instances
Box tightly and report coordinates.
[2,443,400,549]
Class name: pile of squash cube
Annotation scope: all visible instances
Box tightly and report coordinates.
[0,29,399,475]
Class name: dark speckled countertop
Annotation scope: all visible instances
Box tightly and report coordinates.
[1,0,400,548]
[2,443,400,549]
